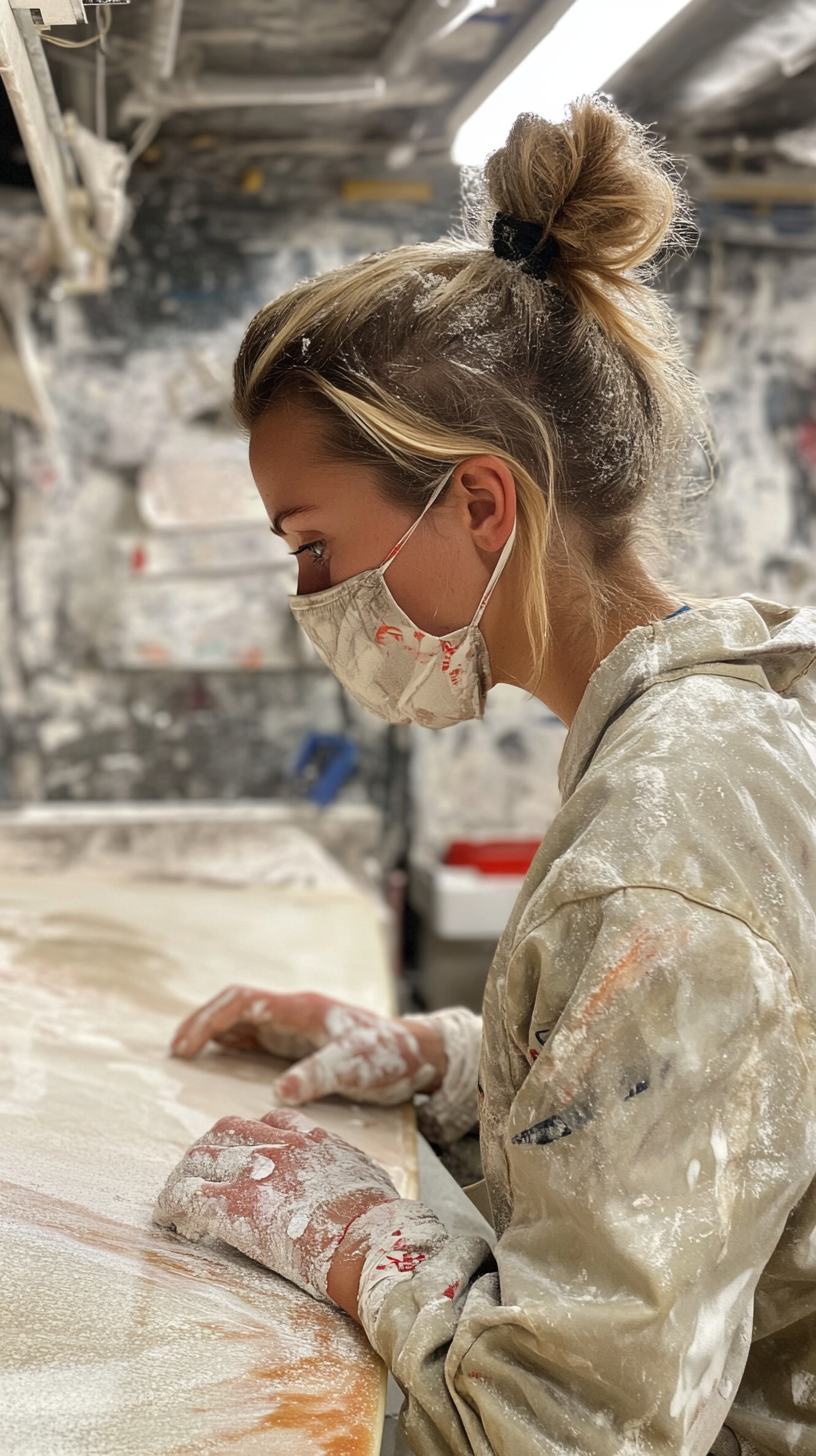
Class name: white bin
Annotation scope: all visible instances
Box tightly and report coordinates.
[432,865,525,941]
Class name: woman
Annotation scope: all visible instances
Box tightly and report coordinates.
[155,100,816,1456]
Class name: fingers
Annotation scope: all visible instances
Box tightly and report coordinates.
[195,1115,285,1148]
[272,1030,418,1107]
[261,1108,321,1137]
[164,1135,298,1197]
[153,1177,201,1234]
[171,987,341,1060]
[274,1047,339,1105]
[263,1108,370,1166]
[172,986,269,1058]
[165,1117,298,1191]
[154,1172,232,1238]
[212,1024,263,1052]
[173,1143,255,1184]
[177,1114,311,1183]
[272,1030,399,1105]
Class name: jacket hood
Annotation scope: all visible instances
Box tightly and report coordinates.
[559,595,816,801]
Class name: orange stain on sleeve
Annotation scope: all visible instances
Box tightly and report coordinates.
[537,924,688,1107]
[574,930,666,1032]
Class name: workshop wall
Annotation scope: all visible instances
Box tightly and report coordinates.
[2,186,816,843]
[668,206,816,609]
[412,203,816,861]
[0,176,457,809]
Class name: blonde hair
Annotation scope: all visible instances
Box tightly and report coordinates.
[234,97,701,668]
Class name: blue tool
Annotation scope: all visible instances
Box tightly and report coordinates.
[291,732,358,806]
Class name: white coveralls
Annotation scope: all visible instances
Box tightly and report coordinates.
[364,597,816,1456]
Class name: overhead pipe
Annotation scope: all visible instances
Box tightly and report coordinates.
[673,0,816,124]
[123,0,493,123]
[379,0,496,82]
[122,72,386,120]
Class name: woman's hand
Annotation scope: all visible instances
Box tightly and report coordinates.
[153,1109,400,1304]
[171,988,446,1107]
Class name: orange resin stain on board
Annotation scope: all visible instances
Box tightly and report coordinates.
[4,1181,384,1455]
[1,872,404,1456]
[253,1299,382,1456]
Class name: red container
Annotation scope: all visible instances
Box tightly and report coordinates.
[444,839,542,876]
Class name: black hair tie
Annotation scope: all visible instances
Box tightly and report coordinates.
[492,211,560,282]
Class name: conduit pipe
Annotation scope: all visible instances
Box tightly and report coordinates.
[675,0,816,122]
[146,0,183,84]
[0,0,79,274]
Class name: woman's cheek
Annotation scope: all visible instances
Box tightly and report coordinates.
[296,557,328,594]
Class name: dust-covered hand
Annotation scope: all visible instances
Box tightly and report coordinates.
[171,987,446,1108]
[153,1109,400,1301]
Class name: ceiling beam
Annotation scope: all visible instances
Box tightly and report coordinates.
[379,0,495,82]
[121,0,499,132]
[673,0,816,128]
[606,0,799,131]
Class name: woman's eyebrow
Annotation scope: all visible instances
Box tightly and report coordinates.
[271,506,316,536]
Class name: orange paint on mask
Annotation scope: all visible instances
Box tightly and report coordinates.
[375,624,403,646]
[440,640,456,673]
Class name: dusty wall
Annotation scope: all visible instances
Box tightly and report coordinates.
[1,193,815,858]
[669,214,816,608]
[410,203,816,859]
[0,182,457,812]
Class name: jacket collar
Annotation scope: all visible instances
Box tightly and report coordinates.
[559,595,816,801]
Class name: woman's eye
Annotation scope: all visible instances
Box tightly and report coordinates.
[291,540,327,561]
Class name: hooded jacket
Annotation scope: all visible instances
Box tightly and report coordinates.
[362,597,816,1456]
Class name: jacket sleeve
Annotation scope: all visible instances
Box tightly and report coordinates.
[360,887,816,1456]
[414,1007,483,1145]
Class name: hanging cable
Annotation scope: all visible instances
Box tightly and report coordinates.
[95,6,107,137]
[35,5,112,49]
[126,112,162,167]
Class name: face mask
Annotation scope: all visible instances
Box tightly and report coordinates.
[288,472,517,729]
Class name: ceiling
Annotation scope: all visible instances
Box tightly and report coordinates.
[43,0,550,202]
[609,0,816,185]
[10,0,816,248]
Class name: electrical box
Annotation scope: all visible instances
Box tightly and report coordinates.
[9,0,128,20]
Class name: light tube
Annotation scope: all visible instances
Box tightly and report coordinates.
[452,0,697,166]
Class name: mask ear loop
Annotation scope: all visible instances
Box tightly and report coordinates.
[379,469,455,575]
[378,464,517,625]
[471,517,517,627]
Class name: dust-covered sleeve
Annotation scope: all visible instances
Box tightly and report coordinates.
[360,887,816,1456]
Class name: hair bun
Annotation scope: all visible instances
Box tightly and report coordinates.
[483,97,688,348]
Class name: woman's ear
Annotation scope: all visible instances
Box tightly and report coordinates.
[455,456,517,553]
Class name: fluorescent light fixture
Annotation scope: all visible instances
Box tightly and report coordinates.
[453,0,696,166]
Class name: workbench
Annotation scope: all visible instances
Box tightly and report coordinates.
[0,862,415,1455]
